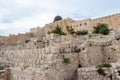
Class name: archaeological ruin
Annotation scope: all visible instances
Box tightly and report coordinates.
[0,13,120,80]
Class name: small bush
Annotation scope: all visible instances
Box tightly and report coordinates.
[97,68,106,76]
[102,63,112,67]
[48,25,66,35]
[93,23,110,35]
[63,57,70,65]
[76,30,88,35]
[66,26,75,34]
[97,63,112,68]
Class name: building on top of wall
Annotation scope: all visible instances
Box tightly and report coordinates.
[53,15,63,22]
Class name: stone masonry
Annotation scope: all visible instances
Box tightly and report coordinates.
[0,13,120,80]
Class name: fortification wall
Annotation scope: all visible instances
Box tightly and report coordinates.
[92,13,120,29]
[43,13,120,34]
[0,34,119,80]
[0,33,34,46]
[69,19,92,31]
[44,18,75,34]
[0,26,46,46]
[0,13,120,46]
[0,28,120,80]
[30,27,45,37]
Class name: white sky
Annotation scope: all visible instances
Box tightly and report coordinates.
[0,0,120,35]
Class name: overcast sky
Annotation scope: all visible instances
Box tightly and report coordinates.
[0,0,120,35]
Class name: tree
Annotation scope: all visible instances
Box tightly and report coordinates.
[93,23,110,35]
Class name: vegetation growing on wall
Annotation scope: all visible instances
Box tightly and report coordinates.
[97,68,106,76]
[66,26,75,34]
[93,23,110,35]
[102,63,112,67]
[96,63,112,76]
[66,26,88,35]
[97,63,112,68]
[48,25,66,35]
[63,57,71,65]
[76,30,88,35]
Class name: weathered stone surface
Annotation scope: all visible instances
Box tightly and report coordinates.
[0,13,120,80]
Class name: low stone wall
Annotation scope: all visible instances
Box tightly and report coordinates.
[77,67,110,80]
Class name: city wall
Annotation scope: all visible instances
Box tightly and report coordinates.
[0,34,119,80]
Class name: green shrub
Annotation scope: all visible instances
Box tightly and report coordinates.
[97,63,112,68]
[76,30,88,35]
[97,68,106,76]
[63,57,70,65]
[93,23,110,35]
[102,63,112,67]
[66,26,75,34]
[48,25,66,35]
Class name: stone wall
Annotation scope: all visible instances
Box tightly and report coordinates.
[0,33,119,80]
[92,13,120,29]
[0,26,120,80]
[77,67,110,80]
[0,33,34,46]
[0,40,80,80]
[0,13,120,47]
[44,13,120,34]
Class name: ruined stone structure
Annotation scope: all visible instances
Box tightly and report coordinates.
[0,13,120,80]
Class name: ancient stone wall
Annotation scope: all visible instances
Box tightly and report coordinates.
[77,67,111,80]
[0,40,79,80]
[30,27,45,38]
[0,13,120,46]
[0,49,79,80]
[0,13,120,80]
[0,33,119,80]
[44,18,75,34]
[0,33,34,46]
[92,13,120,29]
[43,13,120,34]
